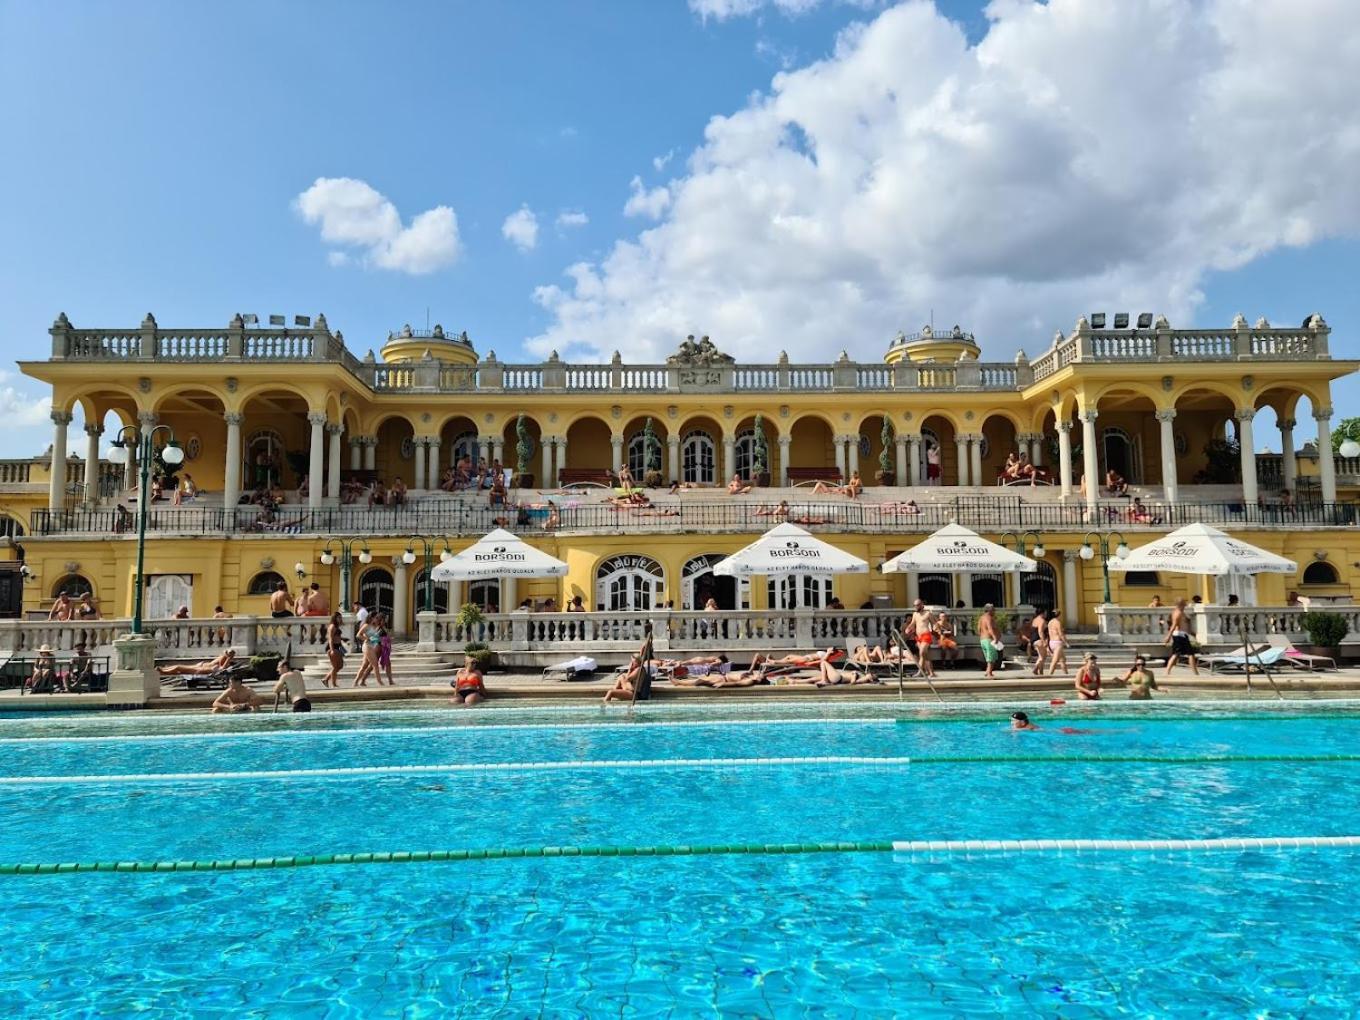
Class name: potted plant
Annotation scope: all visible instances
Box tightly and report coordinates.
[1298,610,1348,661]
[751,414,771,487]
[876,418,896,486]
[454,601,497,670]
[514,414,534,488]
[641,417,664,487]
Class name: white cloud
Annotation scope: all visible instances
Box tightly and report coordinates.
[295,177,461,274]
[530,0,1360,365]
[653,149,676,172]
[556,210,590,229]
[0,373,54,429]
[689,0,877,20]
[623,176,671,219]
[501,206,541,252]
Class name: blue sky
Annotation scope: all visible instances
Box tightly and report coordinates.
[1,0,1355,457]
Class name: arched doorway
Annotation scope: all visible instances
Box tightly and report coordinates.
[468,579,500,613]
[918,573,953,607]
[767,574,832,609]
[970,573,1005,608]
[1102,426,1138,482]
[357,567,394,619]
[681,429,716,484]
[51,573,94,599]
[1021,561,1057,614]
[246,428,286,490]
[145,574,192,619]
[682,554,743,610]
[595,554,665,611]
[413,566,450,624]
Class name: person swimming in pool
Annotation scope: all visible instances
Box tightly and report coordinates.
[1009,710,1100,735]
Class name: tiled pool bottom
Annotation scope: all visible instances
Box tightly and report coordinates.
[5,851,1359,1016]
[3,704,1359,1015]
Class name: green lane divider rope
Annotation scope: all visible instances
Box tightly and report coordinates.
[4,835,1359,877]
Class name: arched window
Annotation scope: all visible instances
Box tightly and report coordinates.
[734,429,759,480]
[917,427,941,483]
[970,573,1005,608]
[1102,426,1138,482]
[595,555,664,611]
[918,573,953,607]
[1302,562,1339,585]
[246,571,288,595]
[246,429,285,489]
[50,574,93,599]
[0,516,24,539]
[683,553,743,610]
[468,579,500,612]
[767,574,832,609]
[681,430,715,484]
[413,567,450,618]
[450,431,480,466]
[1021,561,1058,615]
[1121,571,1161,587]
[627,431,662,477]
[357,568,394,619]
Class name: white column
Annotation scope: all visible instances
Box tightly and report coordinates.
[138,410,157,440]
[722,434,736,483]
[427,438,441,487]
[907,435,922,486]
[611,435,624,475]
[955,436,970,486]
[957,572,972,607]
[542,437,554,486]
[413,437,427,491]
[482,436,494,465]
[223,411,243,512]
[445,580,460,613]
[1030,433,1044,467]
[554,436,568,481]
[969,434,983,486]
[502,576,518,612]
[1062,550,1079,622]
[905,571,920,604]
[392,558,409,638]
[83,423,102,505]
[326,423,343,500]
[1005,571,1020,608]
[1279,417,1297,492]
[493,438,504,464]
[48,410,72,510]
[668,435,680,483]
[834,435,847,479]
[1080,410,1099,511]
[1315,408,1337,504]
[777,435,791,487]
[349,438,362,471]
[1057,421,1074,498]
[1156,409,1178,505]
[1236,409,1257,506]
[363,437,376,471]
[307,412,325,509]
[894,436,907,483]
[123,432,137,491]
[847,435,859,477]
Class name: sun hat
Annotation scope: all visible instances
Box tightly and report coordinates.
[37,643,53,653]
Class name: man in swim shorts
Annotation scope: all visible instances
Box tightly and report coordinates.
[910,600,936,679]
[977,604,1002,679]
[1164,599,1199,676]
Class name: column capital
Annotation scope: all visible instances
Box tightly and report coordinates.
[426,434,441,446]
[1057,421,1074,434]
[1062,548,1079,563]
[894,434,909,447]
[224,411,245,427]
[414,435,430,447]
[666,435,679,447]
[1234,407,1257,422]
[1314,407,1334,422]
[1079,409,1098,424]
[137,410,158,426]
[777,434,791,447]
[325,422,344,436]
[50,409,73,426]
[1277,417,1296,430]
[610,434,624,446]
[84,422,103,436]
[1154,409,1177,423]
[306,411,328,427]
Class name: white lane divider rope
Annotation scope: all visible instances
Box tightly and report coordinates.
[890,836,1360,853]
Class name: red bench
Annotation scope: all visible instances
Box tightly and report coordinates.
[558,468,615,487]
[787,467,843,486]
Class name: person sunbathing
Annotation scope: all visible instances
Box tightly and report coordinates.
[727,474,752,495]
[755,500,790,521]
[1105,469,1128,496]
[815,660,878,687]
[159,648,236,676]
[212,675,262,713]
[609,491,652,508]
[877,499,922,515]
[662,654,730,668]
[603,656,646,702]
[1001,453,1020,483]
[850,643,917,667]
[672,664,770,688]
[750,647,839,668]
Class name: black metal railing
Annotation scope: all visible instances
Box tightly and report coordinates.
[29,496,1360,539]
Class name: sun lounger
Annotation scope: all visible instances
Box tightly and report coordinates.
[543,656,597,681]
[1265,634,1337,671]
[1203,644,1288,673]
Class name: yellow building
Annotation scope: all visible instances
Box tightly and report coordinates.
[6,310,1358,634]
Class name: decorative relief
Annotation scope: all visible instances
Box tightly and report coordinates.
[841,412,851,422]
[667,405,678,419]
[677,368,723,387]
[421,412,432,423]
[1162,375,1174,392]
[964,410,975,421]
[549,413,558,423]
[723,406,733,419]
[260,557,275,570]
[779,405,790,418]
[225,377,238,393]
[63,561,80,574]
[138,377,152,393]
[1241,375,1254,391]
[611,405,623,420]
[484,413,494,424]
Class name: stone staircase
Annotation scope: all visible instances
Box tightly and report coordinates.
[301,642,461,686]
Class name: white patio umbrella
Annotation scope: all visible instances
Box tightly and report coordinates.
[880,523,1038,574]
[1108,523,1297,697]
[430,528,568,581]
[712,523,868,577]
[1105,522,1297,576]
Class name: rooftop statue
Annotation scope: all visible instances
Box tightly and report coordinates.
[667,334,734,367]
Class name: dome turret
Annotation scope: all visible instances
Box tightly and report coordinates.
[381,323,478,365]
[884,323,980,365]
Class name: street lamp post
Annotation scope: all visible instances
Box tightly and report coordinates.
[106,424,184,634]
[1080,530,1130,604]
[403,535,454,612]
[319,538,371,609]
[999,530,1044,606]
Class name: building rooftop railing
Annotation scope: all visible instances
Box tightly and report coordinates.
[42,313,1334,396]
[28,496,1360,539]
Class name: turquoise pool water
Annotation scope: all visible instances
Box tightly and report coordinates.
[3,702,1359,1016]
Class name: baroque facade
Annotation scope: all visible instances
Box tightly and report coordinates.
[4,310,1357,633]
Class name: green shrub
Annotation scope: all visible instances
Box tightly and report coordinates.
[1299,611,1348,647]
[463,641,496,671]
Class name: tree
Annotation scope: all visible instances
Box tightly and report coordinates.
[1332,416,1360,453]
[751,414,769,479]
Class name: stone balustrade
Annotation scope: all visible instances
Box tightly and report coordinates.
[1095,604,1360,646]
[46,312,1331,396]
[0,616,331,659]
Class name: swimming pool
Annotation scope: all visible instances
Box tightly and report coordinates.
[3,702,1359,1015]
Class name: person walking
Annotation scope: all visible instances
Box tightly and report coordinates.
[1029,609,1049,675]
[1164,598,1200,676]
[977,604,1002,679]
[322,611,345,688]
[1046,611,1069,676]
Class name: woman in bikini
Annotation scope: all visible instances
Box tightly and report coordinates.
[1075,652,1101,699]
[322,611,345,688]
[352,616,381,687]
[1046,611,1070,676]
